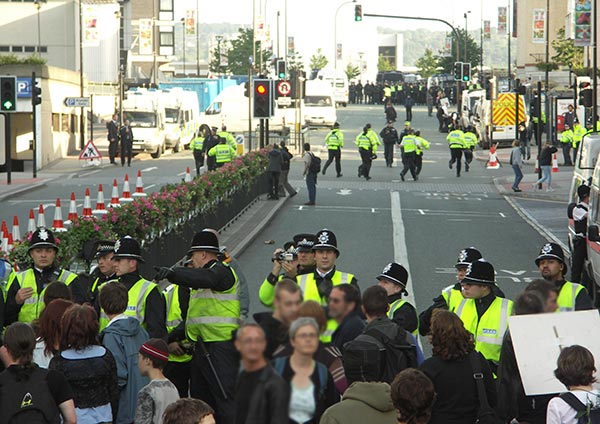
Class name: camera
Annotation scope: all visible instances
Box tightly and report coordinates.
[276,252,296,262]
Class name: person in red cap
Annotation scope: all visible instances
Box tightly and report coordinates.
[136,338,180,424]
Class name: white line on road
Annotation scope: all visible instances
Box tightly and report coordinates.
[145,184,156,190]
[371,208,375,213]
[499,212,506,218]
[391,191,416,307]
[142,167,158,172]
[298,206,304,211]
[448,219,472,222]
[176,172,186,176]
[79,170,101,178]
[418,209,425,215]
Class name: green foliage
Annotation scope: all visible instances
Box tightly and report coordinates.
[551,27,584,70]
[345,63,361,81]
[436,28,480,73]
[208,28,271,75]
[377,54,394,72]
[309,48,329,71]
[415,49,440,79]
[0,54,46,65]
[536,62,559,72]
[287,54,305,72]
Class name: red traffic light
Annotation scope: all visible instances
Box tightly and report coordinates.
[256,84,267,95]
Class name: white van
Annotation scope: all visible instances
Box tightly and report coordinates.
[158,88,200,150]
[303,80,337,128]
[122,89,167,158]
[316,69,349,107]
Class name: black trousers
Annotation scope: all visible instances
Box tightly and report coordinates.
[405,107,413,121]
[571,237,588,284]
[323,149,341,175]
[384,143,395,166]
[193,150,205,175]
[268,171,280,198]
[562,143,572,165]
[464,149,473,170]
[358,148,373,178]
[164,360,191,398]
[207,156,217,171]
[120,141,132,166]
[415,154,423,175]
[449,148,463,176]
[109,140,119,163]
[401,151,417,180]
[190,340,239,424]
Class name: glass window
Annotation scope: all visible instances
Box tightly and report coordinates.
[11,46,23,52]
[24,46,35,52]
[40,46,47,53]
[52,113,60,130]
[159,0,173,11]
[159,32,173,47]
[61,114,69,132]
[0,46,9,52]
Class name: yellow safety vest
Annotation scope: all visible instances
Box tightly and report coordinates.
[8,268,77,323]
[325,130,344,150]
[209,144,236,163]
[186,263,240,343]
[455,296,513,365]
[560,130,574,145]
[190,136,204,151]
[556,281,585,312]
[99,278,157,331]
[402,135,418,153]
[164,284,192,363]
[447,130,465,149]
[463,132,477,149]
[441,284,463,312]
[297,270,355,343]
[388,299,418,336]
[416,136,430,156]
[383,87,392,97]
[355,134,372,150]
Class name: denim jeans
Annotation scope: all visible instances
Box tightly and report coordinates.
[536,165,552,186]
[306,172,317,203]
[512,165,523,189]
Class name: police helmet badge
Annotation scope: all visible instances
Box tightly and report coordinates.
[541,243,552,254]
[114,239,121,252]
[382,263,392,274]
[38,228,49,241]
[318,232,330,244]
[466,262,473,276]
[458,250,467,262]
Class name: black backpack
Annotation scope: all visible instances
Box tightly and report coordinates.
[308,153,322,173]
[0,366,60,424]
[567,202,577,219]
[559,392,600,424]
[343,326,418,384]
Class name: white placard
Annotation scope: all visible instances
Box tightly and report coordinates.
[510,310,600,396]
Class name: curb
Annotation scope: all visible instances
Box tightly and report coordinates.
[492,175,568,202]
[0,179,52,202]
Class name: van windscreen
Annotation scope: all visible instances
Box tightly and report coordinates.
[165,108,179,123]
[305,96,332,106]
[126,111,156,128]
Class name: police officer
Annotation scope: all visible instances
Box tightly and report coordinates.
[190,127,206,176]
[154,230,240,424]
[414,130,430,176]
[204,127,220,171]
[322,122,344,177]
[119,118,134,167]
[380,120,399,167]
[376,262,418,335]
[356,125,374,180]
[297,229,359,343]
[218,125,237,151]
[99,236,167,340]
[447,124,466,177]
[463,126,477,172]
[399,130,421,181]
[560,123,574,166]
[259,234,317,308]
[208,136,236,168]
[572,120,586,164]
[5,227,84,325]
[88,240,117,306]
[572,185,590,285]
[454,259,513,374]
[535,242,593,311]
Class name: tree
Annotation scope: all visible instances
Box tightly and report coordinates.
[415,48,440,79]
[345,63,361,81]
[551,27,584,69]
[436,28,480,73]
[208,28,271,75]
[287,53,305,72]
[377,54,394,72]
[309,48,329,71]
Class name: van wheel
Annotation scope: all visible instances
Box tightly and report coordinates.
[173,141,181,153]
[342,103,347,107]
[151,145,162,159]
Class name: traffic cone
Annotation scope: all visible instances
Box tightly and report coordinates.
[120,174,134,203]
[184,167,192,183]
[534,158,540,173]
[6,233,13,253]
[82,188,93,217]
[133,170,147,197]
[109,179,121,208]
[12,216,20,242]
[52,198,67,232]
[1,225,7,254]
[65,192,78,225]
[37,204,46,228]
[552,153,559,173]
[92,184,108,216]
[486,144,500,169]
[27,209,36,233]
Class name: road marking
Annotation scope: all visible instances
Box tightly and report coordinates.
[142,166,158,172]
[294,205,389,211]
[79,169,101,178]
[371,208,375,213]
[176,171,186,176]
[448,218,472,222]
[337,189,352,196]
[418,209,425,215]
[145,184,156,190]
[499,212,506,218]
[298,206,304,211]
[391,191,415,307]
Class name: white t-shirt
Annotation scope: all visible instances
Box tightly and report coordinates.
[32,338,53,369]
[547,390,600,424]
[289,382,315,423]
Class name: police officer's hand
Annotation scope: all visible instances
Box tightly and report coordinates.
[168,341,185,356]
[15,287,34,305]
[153,266,174,282]
[281,260,297,278]
[271,248,284,275]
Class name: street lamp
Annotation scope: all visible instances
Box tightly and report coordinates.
[33,0,42,56]
[463,11,471,63]
[334,0,357,73]
[180,18,186,76]
[215,35,223,75]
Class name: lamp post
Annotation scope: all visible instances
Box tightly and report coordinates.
[78,0,85,148]
[334,0,356,73]
[196,0,200,76]
[34,0,42,55]
[180,18,186,76]
[507,0,511,91]
[215,35,223,75]
[463,11,471,63]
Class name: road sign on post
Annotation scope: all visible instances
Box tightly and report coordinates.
[64,97,91,108]
[276,80,292,98]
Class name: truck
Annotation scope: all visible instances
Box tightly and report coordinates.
[475,91,528,149]
[316,69,349,107]
[122,89,167,159]
[158,88,200,151]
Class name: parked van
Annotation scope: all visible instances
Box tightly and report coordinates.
[316,69,349,107]
[158,88,200,151]
[303,80,337,128]
[122,89,167,159]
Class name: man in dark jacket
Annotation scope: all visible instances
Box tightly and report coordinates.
[119,119,134,167]
[380,121,399,167]
[384,102,397,123]
[328,285,365,354]
[106,113,119,165]
[267,143,283,200]
[204,127,220,171]
[234,323,290,424]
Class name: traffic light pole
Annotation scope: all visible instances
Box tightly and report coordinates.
[3,113,11,185]
[536,81,543,189]
[32,71,37,178]
[259,118,265,149]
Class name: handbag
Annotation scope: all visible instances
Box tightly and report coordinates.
[468,351,502,424]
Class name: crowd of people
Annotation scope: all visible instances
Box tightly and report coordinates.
[0,220,598,424]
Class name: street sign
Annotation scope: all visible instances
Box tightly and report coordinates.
[78,140,102,160]
[277,97,292,106]
[64,97,90,108]
[276,80,291,97]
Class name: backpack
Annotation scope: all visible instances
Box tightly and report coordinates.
[0,366,60,424]
[343,326,418,384]
[308,153,322,173]
[567,202,577,219]
[559,392,600,424]
[273,356,328,399]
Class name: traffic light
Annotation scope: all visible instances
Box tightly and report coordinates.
[253,79,273,118]
[0,76,16,112]
[461,63,471,82]
[243,81,249,98]
[453,62,463,81]
[277,60,286,79]
[355,5,362,21]
[32,80,42,106]
[579,82,592,107]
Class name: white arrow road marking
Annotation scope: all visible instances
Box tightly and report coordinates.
[142,167,158,172]
[336,189,352,195]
